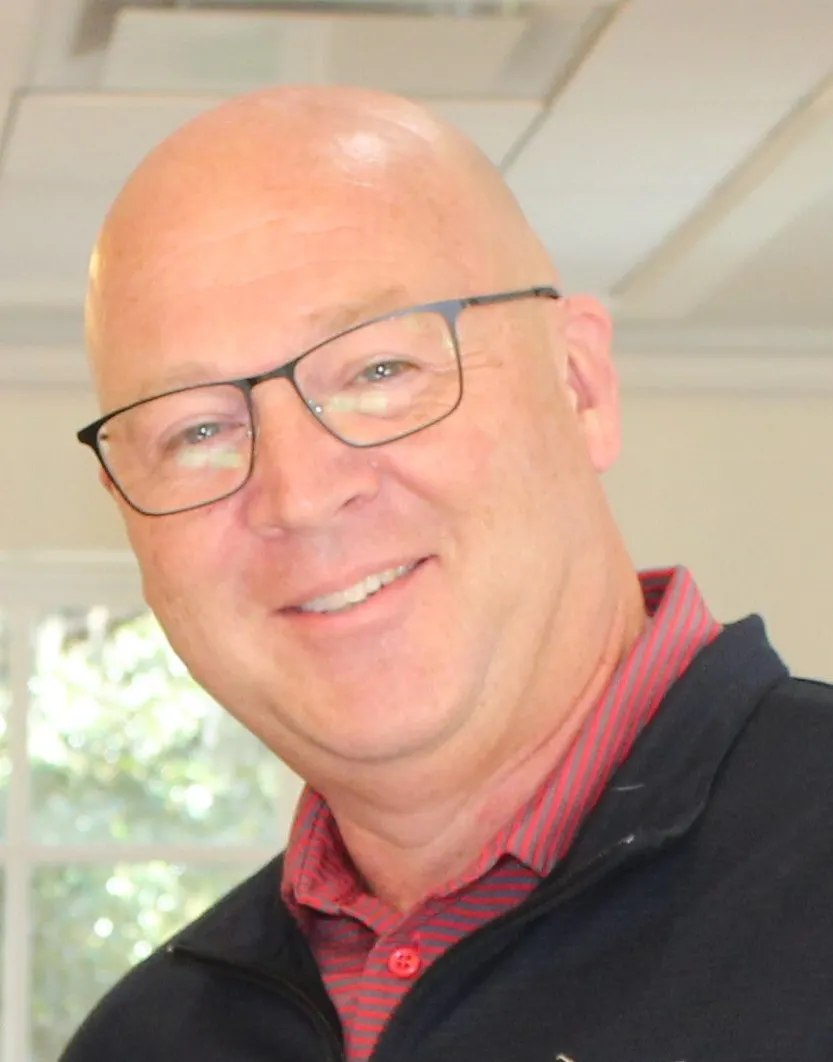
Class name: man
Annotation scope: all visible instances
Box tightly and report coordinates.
[65,86,833,1061]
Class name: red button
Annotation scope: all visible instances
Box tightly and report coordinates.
[387,946,421,979]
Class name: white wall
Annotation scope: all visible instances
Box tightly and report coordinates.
[1,380,830,680]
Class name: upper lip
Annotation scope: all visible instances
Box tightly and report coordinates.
[280,557,426,610]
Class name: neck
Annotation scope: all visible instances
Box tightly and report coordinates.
[321,567,647,912]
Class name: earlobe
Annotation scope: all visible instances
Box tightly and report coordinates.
[561,296,621,474]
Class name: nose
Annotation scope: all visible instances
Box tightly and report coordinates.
[241,381,382,535]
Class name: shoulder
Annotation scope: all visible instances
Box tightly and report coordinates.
[59,949,179,1060]
[58,858,288,1060]
[744,674,833,762]
[764,674,833,709]
[713,674,833,829]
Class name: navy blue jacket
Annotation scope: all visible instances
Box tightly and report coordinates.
[61,617,833,1061]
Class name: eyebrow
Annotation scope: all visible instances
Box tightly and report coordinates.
[134,285,417,400]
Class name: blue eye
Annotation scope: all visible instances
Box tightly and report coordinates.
[160,419,249,464]
[357,360,412,383]
[181,423,223,445]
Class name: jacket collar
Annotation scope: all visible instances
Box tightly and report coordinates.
[566,615,788,866]
[173,616,788,978]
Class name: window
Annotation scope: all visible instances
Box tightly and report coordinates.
[0,555,302,1061]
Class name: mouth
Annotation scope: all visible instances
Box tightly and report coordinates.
[291,561,423,616]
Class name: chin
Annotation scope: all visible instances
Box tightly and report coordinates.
[299,689,466,767]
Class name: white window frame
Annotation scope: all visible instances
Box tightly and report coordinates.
[0,552,297,1062]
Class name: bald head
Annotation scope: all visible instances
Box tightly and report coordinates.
[78,85,627,804]
[86,85,555,403]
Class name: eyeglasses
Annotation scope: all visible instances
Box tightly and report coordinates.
[77,285,561,516]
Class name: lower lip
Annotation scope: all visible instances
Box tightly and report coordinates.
[283,559,430,629]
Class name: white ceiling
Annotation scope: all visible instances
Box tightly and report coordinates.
[1,0,833,389]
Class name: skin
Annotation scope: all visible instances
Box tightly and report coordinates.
[86,86,646,911]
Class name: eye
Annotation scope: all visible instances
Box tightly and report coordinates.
[160,419,248,463]
[180,422,223,445]
[168,419,245,451]
[357,359,414,383]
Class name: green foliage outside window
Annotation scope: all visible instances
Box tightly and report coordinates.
[1,607,292,1060]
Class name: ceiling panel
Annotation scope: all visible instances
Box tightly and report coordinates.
[556,0,833,105]
[506,102,799,290]
[686,192,833,328]
[0,93,224,187]
[0,94,224,303]
[1,0,833,376]
[99,5,610,99]
[507,0,833,292]
[612,77,833,321]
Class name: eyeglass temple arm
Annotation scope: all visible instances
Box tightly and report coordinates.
[463,286,561,308]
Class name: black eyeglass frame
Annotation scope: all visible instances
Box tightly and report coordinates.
[77,284,562,516]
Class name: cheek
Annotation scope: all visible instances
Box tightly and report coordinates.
[126,507,240,618]
[394,384,563,545]
[458,372,565,505]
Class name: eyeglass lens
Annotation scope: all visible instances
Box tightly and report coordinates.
[97,308,461,514]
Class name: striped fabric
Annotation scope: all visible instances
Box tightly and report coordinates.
[282,567,721,1060]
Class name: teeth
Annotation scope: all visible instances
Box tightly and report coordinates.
[363,573,382,595]
[298,564,415,614]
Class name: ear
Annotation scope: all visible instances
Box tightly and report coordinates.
[559,295,621,473]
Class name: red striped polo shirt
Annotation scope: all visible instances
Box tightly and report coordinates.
[282,566,720,1060]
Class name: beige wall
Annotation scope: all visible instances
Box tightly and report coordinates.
[2,381,831,680]
[0,385,126,553]
[605,393,833,681]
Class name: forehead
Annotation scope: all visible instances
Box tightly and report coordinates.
[93,181,480,405]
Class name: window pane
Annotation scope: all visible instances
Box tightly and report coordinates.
[0,612,9,838]
[31,861,261,1062]
[28,608,294,845]
[0,868,5,1061]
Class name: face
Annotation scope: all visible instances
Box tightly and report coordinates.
[91,149,621,794]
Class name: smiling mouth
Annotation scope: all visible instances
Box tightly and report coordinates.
[294,562,419,615]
